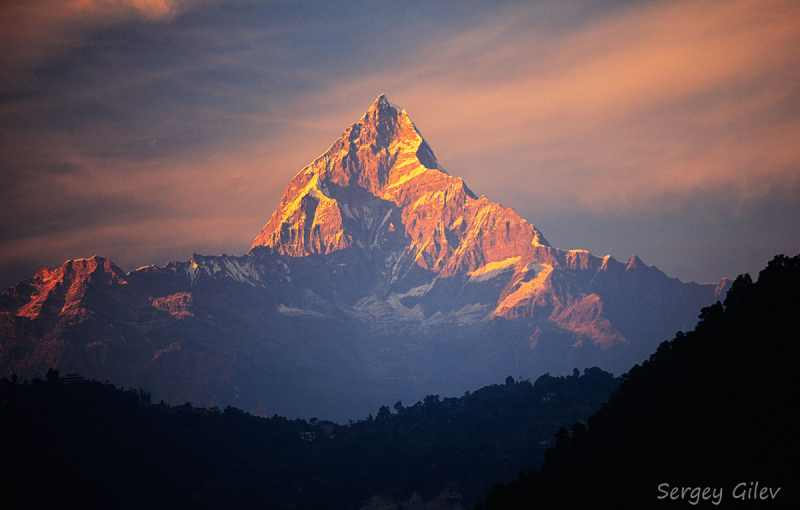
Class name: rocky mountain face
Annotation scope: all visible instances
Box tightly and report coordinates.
[0,96,728,421]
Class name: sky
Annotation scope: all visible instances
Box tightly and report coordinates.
[1,0,799,290]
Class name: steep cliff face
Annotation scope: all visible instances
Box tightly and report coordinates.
[249,95,600,344]
[2,256,127,322]
[251,95,548,277]
[0,96,728,421]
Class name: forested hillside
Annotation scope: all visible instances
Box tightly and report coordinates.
[476,254,800,509]
[0,365,618,509]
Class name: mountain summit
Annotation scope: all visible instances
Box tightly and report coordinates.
[0,96,728,421]
[249,97,640,342]
[252,95,547,279]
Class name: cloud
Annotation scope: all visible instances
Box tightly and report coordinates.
[0,0,201,87]
[72,0,178,19]
[280,0,800,213]
[1,0,798,288]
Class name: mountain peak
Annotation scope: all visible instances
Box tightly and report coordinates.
[251,96,447,252]
[370,93,401,113]
[626,254,644,270]
[2,255,127,321]
[250,96,550,276]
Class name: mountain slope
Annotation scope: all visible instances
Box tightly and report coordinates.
[251,95,724,346]
[0,96,727,421]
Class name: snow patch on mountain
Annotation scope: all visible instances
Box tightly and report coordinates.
[494,264,554,316]
[468,256,521,282]
[277,304,329,319]
[386,165,433,189]
[393,283,434,300]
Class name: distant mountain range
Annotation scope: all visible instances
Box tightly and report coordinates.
[0,95,728,421]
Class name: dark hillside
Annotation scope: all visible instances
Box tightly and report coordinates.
[477,254,800,509]
[0,366,618,509]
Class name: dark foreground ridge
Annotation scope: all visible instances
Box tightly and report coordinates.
[476,254,800,509]
[0,366,618,509]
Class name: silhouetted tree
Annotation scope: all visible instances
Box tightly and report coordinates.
[377,405,391,420]
[423,394,440,407]
[476,253,800,510]
[45,368,61,385]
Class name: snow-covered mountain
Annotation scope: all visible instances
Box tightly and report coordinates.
[0,96,728,421]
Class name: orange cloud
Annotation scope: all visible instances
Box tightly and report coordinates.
[2,0,798,288]
[276,0,800,214]
[0,0,199,87]
[70,0,177,18]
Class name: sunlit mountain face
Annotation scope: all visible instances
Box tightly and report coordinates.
[0,96,727,422]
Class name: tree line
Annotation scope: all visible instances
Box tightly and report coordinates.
[476,254,800,509]
[0,362,618,509]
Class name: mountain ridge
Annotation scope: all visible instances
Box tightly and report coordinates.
[0,95,728,420]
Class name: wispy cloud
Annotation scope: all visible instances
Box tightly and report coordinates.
[0,0,203,86]
[73,0,179,19]
[286,0,800,213]
[0,0,798,288]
